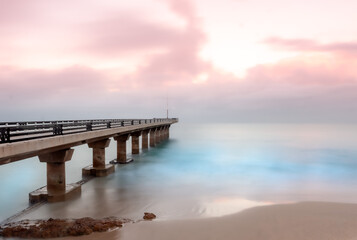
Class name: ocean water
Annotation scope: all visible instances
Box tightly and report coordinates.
[1,123,357,222]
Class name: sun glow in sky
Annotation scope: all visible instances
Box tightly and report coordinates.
[1,0,357,122]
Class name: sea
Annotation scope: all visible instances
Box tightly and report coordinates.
[1,123,357,223]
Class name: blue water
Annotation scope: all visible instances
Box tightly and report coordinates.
[1,123,357,222]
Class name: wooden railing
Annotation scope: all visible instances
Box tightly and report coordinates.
[0,118,178,144]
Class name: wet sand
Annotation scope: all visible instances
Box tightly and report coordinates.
[57,202,357,240]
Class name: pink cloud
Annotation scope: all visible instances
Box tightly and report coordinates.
[0,0,37,24]
[2,54,357,123]
[89,0,212,86]
[245,60,357,87]
[166,0,197,24]
[265,37,357,54]
[0,66,109,103]
[133,0,210,85]
[0,0,211,87]
[80,14,182,56]
[1,0,357,123]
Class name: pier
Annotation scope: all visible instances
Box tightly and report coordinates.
[0,118,178,203]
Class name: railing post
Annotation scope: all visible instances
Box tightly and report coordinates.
[0,129,4,142]
[52,125,56,135]
[59,124,63,135]
[86,122,92,131]
[53,124,63,135]
[0,128,10,143]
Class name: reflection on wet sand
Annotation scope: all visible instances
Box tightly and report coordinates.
[55,202,357,240]
[201,197,272,217]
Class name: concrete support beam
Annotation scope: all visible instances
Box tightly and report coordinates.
[47,162,66,194]
[88,139,111,168]
[163,127,167,140]
[131,131,142,154]
[29,148,81,203]
[150,128,156,147]
[142,130,150,150]
[114,134,132,164]
[161,127,165,140]
[159,127,165,142]
[165,125,170,139]
[155,127,161,144]
[83,138,114,177]
[163,126,167,140]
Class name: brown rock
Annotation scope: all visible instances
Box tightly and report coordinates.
[0,217,128,238]
[143,212,156,220]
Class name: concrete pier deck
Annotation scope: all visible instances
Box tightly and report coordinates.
[0,118,178,203]
[0,119,177,164]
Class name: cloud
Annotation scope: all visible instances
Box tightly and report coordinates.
[166,0,198,24]
[245,59,357,87]
[1,1,357,123]
[0,0,211,87]
[0,0,38,24]
[2,53,357,123]
[0,65,170,121]
[264,37,357,54]
[105,0,211,86]
[80,14,182,57]
[0,66,108,103]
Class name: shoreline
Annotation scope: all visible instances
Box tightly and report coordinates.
[55,201,357,240]
[3,201,357,239]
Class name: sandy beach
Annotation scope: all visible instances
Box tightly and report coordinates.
[52,201,357,240]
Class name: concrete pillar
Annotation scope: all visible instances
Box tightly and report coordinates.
[132,131,142,154]
[30,148,81,203]
[83,138,114,177]
[163,126,168,140]
[159,127,165,142]
[155,127,161,144]
[41,149,73,196]
[114,134,131,163]
[160,127,165,141]
[150,128,156,147]
[142,130,149,149]
[89,139,111,168]
[167,125,170,139]
[47,162,66,195]
[163,126,167,140]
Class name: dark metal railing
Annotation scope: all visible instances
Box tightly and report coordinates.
[0,118,178,144]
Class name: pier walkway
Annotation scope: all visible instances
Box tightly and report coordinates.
[0,118,178,202]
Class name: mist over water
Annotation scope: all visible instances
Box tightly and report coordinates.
[1,123,357,222]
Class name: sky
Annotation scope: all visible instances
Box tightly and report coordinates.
[1,0,357,123]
